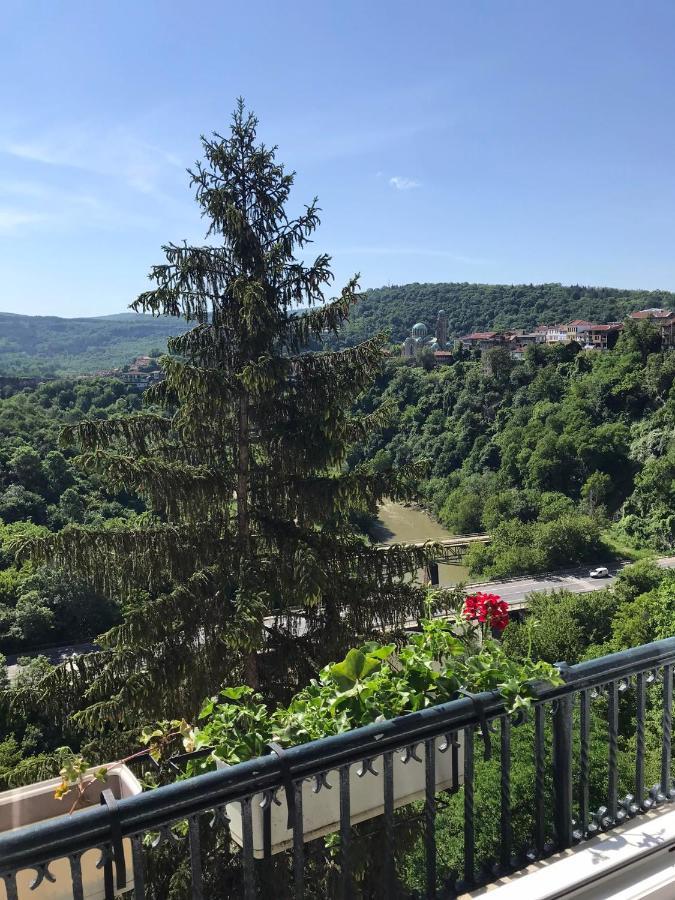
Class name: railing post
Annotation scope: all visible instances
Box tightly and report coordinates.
[552,665,574,850]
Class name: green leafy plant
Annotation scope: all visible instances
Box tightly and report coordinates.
[187,609,563,769]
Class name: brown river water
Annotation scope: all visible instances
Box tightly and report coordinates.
[369,500,470,585]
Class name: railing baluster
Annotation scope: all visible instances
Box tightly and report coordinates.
[131,835,146,900]
[552,695,573,850]
[241,796,256,900]
[661,664,673,800]
[500,716,512,871]
[102,843,114,900]
[339,764,353,900]
[636,672,646,808]
[578,689,590,838]
[293,780,304,899]
[383,750,395,899]
[463,725,475,887]
[425,737,437,898]
[69,853,85,900]
[608,680,619,823]
[534,703,545,856]
[1,873,18,900]
[452,731,460,792]
[188,815,204,900]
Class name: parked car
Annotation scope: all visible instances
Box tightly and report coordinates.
[590,566,609,578]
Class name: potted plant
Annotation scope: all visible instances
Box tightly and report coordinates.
[173,594,561,857]
[0,758,142,899]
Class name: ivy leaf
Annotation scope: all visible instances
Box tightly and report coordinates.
[198,697,216,720]
[139,726,166,745]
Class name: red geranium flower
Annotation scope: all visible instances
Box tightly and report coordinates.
[462,592,510,633]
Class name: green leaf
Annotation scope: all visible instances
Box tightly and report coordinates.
[360,642,396,661]
[220,685,253,701]
[198,698,216,720]
[329,648,384,690]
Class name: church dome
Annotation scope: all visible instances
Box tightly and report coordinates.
[412,322,428,338]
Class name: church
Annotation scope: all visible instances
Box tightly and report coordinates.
[401,309,449,358]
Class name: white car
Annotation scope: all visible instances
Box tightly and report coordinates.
[590,566,609,578]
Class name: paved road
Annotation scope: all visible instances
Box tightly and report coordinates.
[468,556,675,612]
[5,641,97,682]
[5,557,674,680]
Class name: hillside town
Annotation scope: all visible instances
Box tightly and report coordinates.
[401,305,675,363]
[91,354,162,386]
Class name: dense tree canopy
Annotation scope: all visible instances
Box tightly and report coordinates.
[351,332,675,573]
[0,379,146,652]
[333,282,675,347]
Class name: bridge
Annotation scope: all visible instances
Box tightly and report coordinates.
[377,533,491,565]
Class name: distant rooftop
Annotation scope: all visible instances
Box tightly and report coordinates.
[462,331,499,340]
[630,308,673,319]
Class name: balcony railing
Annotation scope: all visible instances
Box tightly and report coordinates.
[2,636,675,899]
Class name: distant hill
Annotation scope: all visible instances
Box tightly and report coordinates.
[3,282,674,374]
[0,312,190,375]
[337,282,675,345]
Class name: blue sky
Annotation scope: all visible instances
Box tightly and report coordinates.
[1,0,675,316]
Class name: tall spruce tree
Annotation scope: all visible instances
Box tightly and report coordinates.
[20,102,437,735]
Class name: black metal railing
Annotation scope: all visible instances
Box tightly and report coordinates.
[2,637,675,898]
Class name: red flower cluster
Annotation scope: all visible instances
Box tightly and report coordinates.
[462,592,510,632]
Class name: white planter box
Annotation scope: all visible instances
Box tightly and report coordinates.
[222,735,463,858]
[0,763,142,900]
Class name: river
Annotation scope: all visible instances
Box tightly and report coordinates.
[370,500,470,585]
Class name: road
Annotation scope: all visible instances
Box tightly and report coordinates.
[471,556,675,612]
[4,557,674,681]
[4,641,97,682]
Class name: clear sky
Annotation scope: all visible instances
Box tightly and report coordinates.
[1,0,675,316]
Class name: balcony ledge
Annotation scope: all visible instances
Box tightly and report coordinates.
[463,802,675,900]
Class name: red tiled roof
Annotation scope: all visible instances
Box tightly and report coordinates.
[567,319,595,327]
[630,308,673,319]
[590,323,624,331]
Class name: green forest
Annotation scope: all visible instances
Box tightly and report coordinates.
[0,378,146,651]
[0,311,189,375]
[350,321,675,577]
[3,317,672,655]
[333,281,675,346]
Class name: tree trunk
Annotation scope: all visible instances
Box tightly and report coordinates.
[237,390,259,689]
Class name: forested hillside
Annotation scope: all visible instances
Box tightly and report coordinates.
[337,282,675,345]
[4,281,674,374]
[351,323,675,576]
[0,312,189,375]
[0,379,145,651]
